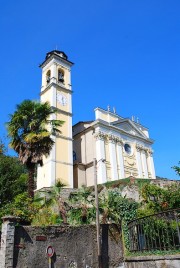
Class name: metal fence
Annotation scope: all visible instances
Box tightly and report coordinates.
[128,208,180,252]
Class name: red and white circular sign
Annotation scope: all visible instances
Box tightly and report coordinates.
[46,246,54,257]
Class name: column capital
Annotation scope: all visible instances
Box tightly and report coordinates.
[108,134,116,143]
[94,131,107,141]
[116,138,123,146]
[136,143,143,152]
[148,148,154,156]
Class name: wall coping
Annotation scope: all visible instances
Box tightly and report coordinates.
[125,254,180,262]
[2,215,21,223]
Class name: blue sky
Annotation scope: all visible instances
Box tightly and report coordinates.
[0,0,179,179]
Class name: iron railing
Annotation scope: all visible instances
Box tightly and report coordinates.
[128,208,180,252]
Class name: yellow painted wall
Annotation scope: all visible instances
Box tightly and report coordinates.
[56,138,70,162]
[56,162,69,186]
[56,114,69,137]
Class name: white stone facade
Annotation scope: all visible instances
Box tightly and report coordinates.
[73,108,156,187]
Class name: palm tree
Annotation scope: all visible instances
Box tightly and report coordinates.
[7,99,63,199]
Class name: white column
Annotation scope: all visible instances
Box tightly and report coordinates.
[149,150,156,179]
[141,150,148,178]
[109,135,118,181]
[95,132,107,184]
[136,146,143,178]
[146,150,152,179]
[116,141,125,179]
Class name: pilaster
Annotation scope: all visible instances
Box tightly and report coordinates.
[116,139,125,179]
[148,149,156,179]
[95,131,107,184]
[141,148,148,178]
[108,135,118,181]
[136,144,143,178]
[0,216,20,268]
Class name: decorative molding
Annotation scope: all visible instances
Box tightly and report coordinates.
[126,160,135,167]
[95,132,124,145]
[136,143,151,154]
[116,138,124,146]
[136,143,144,151]
[108,134,116,143]
[148,149,154,156]
[94,131,108,141]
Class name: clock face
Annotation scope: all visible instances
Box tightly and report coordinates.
[57,93,67,106]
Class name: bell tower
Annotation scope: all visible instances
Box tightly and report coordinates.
[37,50,74,189]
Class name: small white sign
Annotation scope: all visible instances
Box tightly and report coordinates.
[46,246,54,258]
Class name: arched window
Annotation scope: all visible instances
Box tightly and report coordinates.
[46,70,51,83]
[58,69,64,83]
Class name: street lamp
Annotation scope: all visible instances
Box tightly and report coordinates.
[93,158,105,268]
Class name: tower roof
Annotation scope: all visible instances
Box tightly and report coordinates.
[40,50,74,67]
[46,50,68,60]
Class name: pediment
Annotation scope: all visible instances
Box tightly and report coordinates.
[112,120,147,138]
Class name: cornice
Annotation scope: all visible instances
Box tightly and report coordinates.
[56,134,73,141]
[40,54,73,69]
[92,120,154,144]
[40,82,73,96]
[52,106,73,117]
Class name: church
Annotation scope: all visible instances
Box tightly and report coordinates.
[37,50,156,190]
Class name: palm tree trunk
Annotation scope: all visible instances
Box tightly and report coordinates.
[27,165,35,199]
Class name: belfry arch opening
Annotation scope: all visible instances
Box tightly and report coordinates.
[58,68,64,83]
[46,70,51,84]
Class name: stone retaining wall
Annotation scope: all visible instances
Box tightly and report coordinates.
[0,219,123,268]
[124,255,180,268]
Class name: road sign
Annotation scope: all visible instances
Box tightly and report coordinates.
[46,246,54,258]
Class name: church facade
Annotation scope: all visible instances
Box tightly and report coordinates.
[73,108,156,187]
[37,51,156,190]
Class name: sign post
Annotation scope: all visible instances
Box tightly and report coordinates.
[46,246,55,268]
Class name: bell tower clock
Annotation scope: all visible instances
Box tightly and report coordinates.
[37,50,74,189]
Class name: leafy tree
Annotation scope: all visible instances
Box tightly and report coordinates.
[0,154,27,206]
[172,161,180,176]
[0,139,6,155]
[7,100,63,199]
[0,193,40,227]
[138,183,180,216]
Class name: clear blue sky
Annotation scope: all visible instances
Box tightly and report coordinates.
[0,0,179,179]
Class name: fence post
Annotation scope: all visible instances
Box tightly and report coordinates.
[0,216,20,268]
